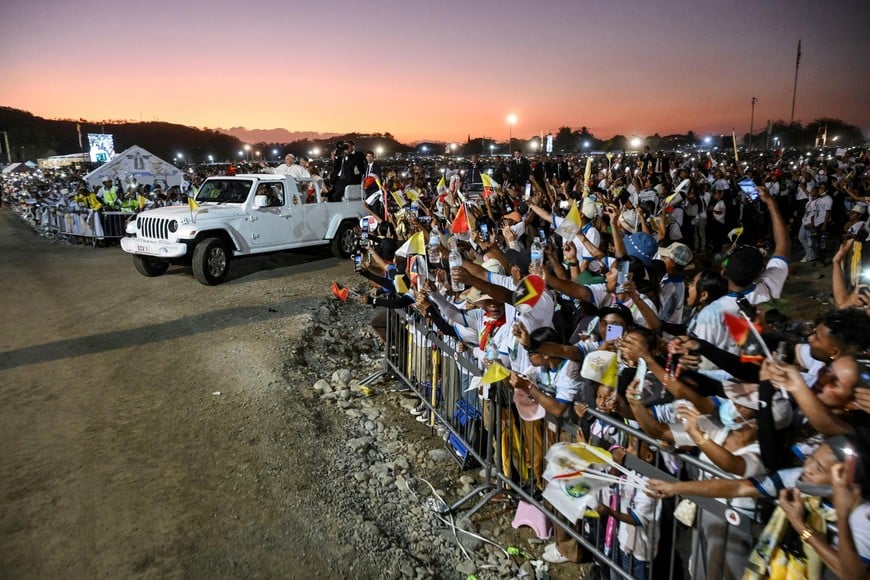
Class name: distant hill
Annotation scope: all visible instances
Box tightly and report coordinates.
[217,127,340,144]
[0,107,416,163]
[0,106,243,163]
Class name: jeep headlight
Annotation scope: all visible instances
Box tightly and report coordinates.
[168,220,179,233]
[126,219,138,235]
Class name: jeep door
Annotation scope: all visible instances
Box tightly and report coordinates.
[249,182,294,248]
[296,179,329,242]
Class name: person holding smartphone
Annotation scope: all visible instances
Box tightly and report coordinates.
[799,184,833,263]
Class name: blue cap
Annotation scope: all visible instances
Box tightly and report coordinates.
[624,232,658,267]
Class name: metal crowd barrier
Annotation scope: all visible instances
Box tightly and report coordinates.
[367,306,766,580]
[13,204,133,245]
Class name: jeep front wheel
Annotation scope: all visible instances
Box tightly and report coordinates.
[192,237,230,285]
[133,255,170,277]
[331,220,357,258]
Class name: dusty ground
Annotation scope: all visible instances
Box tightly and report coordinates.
[0,206,835,580]
[0,208,389,579]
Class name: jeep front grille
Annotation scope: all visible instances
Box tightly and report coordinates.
[138,217,172,240]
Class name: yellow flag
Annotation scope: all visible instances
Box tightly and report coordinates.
[480,174,500,189]
[393,274,410,294]
[481,362,510,385]
[407,231,426,255]
[87,193,102,210]
[405,189,420,202]
[137,195,148,210]
[436,176,446,191]
[391,189,406,207]
[663,191,682,206]
[188,196,200,211]
[565,200,582,226]
[850,241,862,286]
[601,354,618,389]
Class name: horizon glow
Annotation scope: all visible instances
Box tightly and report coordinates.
[0,0,867,144]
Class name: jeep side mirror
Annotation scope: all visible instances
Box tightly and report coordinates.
[253,195,268,208]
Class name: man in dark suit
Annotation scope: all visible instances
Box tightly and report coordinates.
[508,149,530,186]
[362,150,382,197]
[462,153,486,193]
[547,155,570,183]
[531,155,547,186]
[330,141,366,202]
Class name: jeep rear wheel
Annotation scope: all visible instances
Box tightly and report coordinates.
[133,255,170,277]
[192,237,230,285]
[331,220,357,258]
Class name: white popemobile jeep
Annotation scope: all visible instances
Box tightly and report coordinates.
[120,174,365,285]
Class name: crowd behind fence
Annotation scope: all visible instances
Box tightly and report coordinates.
[10,201,133,245]
[375,306,768,580]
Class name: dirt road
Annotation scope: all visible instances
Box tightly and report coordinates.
[0,209,379,579]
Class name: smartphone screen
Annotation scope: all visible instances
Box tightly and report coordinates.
[617,261,630,285]
[605,324,623,341]
[524,183,532,198]
[737,177,761,202]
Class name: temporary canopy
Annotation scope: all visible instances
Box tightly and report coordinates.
[84,145,183,192]
[1,162,34,174]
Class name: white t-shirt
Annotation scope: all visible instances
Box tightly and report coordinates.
[810,195,833,226]
[522,360,582,404]
[711,200,726,224]
[690,257,789,353]
[667,207,684,240]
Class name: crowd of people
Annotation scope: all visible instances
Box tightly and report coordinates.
[348,145,870,579]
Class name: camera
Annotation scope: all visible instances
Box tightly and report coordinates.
[334,141,348,156]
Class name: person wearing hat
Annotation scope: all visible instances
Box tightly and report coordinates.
[844,203,867,238]
[647,435,870,579]
[97,176,119,207]
[656,242,693,327]
[691,185,791,355]
[424,284,511,367]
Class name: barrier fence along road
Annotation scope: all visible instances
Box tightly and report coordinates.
[366,307,768,580]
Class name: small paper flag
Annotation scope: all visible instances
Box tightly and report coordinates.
[406,231,426,256]
[452,203,470,234]
[723,312,752,345]
[393,274,410,295]
[391,189,407,207]
[480,361,510,385]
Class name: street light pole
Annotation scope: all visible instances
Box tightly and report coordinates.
[507,114,517,153]
[749,97,757,152]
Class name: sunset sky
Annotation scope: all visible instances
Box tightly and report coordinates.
[1,0,867,144]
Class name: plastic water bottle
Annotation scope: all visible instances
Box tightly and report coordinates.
[449,246,464,291]
[530,237,544,269]
[428,227,442,264]
[485,340,500,362]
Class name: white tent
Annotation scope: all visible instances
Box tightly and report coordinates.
[84,145,183,192]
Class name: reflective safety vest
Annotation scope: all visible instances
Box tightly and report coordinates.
[120,198,139,213]
[102,186,118,205]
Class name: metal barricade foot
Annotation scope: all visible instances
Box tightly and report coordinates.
[441,482,506,518]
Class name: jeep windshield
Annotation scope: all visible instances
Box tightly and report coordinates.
[194,179,253,204]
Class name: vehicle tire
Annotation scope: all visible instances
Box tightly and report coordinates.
[133,255,170,277]
[192,237,230,285]
[331,220,357,259]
